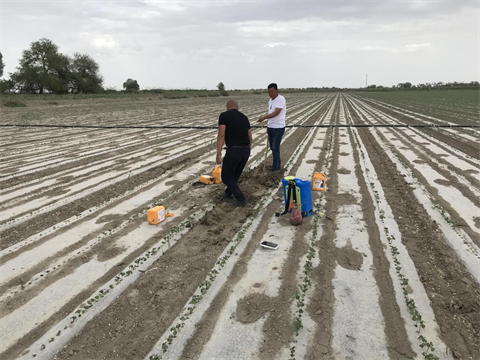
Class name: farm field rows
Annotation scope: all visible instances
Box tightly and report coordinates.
[0,92,479,360]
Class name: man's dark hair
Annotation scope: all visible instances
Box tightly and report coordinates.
[268,83,278,90]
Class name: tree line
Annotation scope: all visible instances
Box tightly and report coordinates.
[0,38,232,96]
[0,38,104,94]
[366,81,479,90]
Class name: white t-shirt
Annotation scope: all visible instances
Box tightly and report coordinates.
[267,94,287,128]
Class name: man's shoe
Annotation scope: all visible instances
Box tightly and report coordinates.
[223,193,234,203]
[229,199,248,207]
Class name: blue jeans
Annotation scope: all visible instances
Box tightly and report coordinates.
[267,127,285,171]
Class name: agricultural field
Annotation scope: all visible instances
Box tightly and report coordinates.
[0,91,479,360]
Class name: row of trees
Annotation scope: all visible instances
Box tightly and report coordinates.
[367,81,479,89]
[1,38,103,94]
[0,39,229,95]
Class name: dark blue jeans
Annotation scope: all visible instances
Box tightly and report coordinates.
[222,147,250,201]
[267,127,285,171]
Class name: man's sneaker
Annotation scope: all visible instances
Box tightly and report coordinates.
[229,199,248,207]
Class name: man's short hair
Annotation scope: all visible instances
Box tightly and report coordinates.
[268,83,278,90]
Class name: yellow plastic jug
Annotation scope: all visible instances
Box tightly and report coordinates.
[312,172,326,192]
[147,206,174,225]
[213,166,222,184]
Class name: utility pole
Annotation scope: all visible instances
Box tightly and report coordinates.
[365,74,368,88]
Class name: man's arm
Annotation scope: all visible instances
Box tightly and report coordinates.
[248,129,252,145]
[257,107,282,122]
[216,124,226,164]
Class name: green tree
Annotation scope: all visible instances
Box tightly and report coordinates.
[10,39,103,94]
[70,53,103,93]
[11,38,70,93]
[123,78,140,91]
[217,81,228,96]
[0,52,4,78]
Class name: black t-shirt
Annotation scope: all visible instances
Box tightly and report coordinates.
[218,109,251,147]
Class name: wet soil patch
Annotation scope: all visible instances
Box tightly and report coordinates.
[434,179,452,187]
[335,243,363,270]
[56,175,75,183]
[337,168,351,175]
[339,152,350,156]
[46,187,70,198]
[96,242,126,262]
[334,193,357,206]
[474,217,480,229]
[235,293,273,324]
[95,214,122,224]
[165,179,182,187]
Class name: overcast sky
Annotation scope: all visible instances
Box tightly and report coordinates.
[1,0,479,89]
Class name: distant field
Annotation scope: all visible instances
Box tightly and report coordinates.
[356,89,480,126]
[0,92,479,360]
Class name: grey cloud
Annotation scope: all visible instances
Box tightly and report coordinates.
[1,0,478,89]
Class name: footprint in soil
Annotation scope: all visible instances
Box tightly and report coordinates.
[235,293,273,324]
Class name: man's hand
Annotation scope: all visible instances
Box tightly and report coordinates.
[257,116,266,123]
[216,153,222,164]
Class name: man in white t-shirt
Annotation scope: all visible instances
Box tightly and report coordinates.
[257,83,286,172]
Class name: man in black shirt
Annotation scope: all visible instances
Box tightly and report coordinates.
[216,100,252,207]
